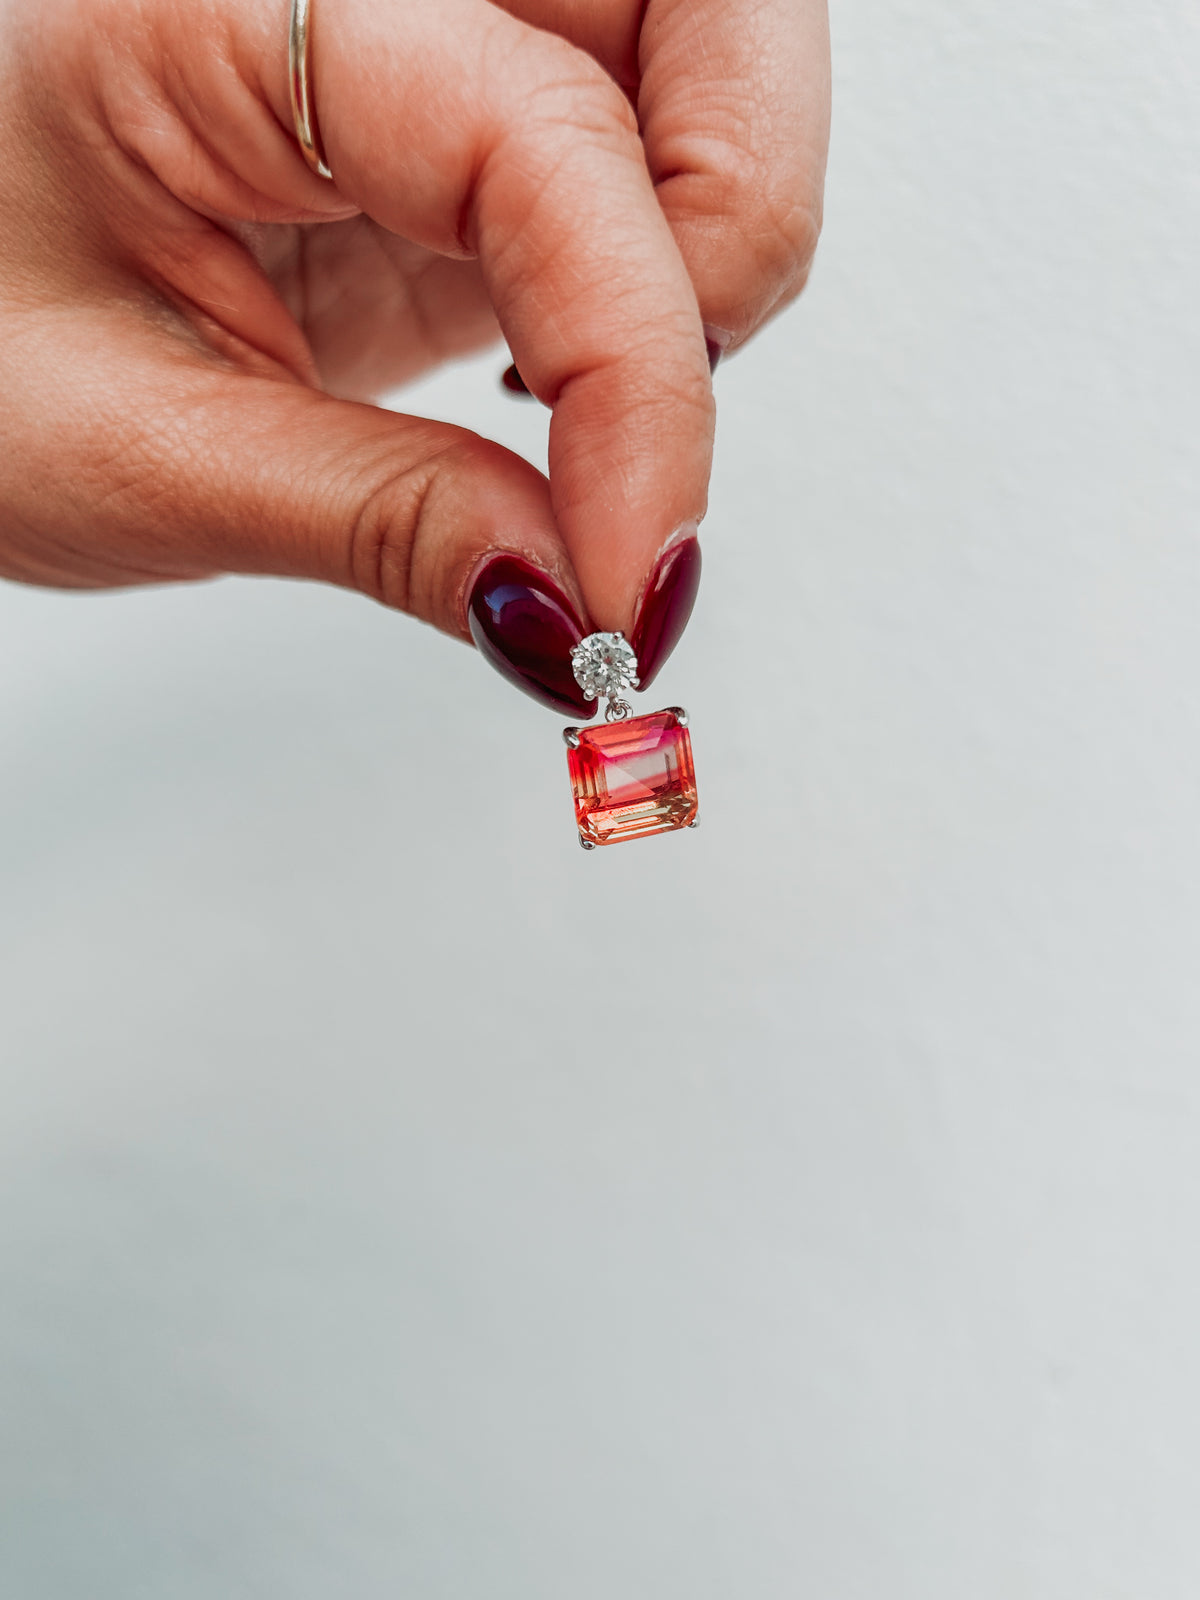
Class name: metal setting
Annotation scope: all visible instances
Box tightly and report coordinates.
[562,726,582,749]
[578,835,597,851]
[687,816,700,828]
[667,705,689,727]
[288,0,333,179]
[604,697,634,723]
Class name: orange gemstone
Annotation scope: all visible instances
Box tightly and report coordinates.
[566,709,698,847]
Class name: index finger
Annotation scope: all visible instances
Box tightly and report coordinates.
[314,0,715,634]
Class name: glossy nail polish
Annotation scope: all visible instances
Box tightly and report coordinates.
[630,533,702,691]
[468,554,595,715]
[501,363,533,397]
[703,326,732,374]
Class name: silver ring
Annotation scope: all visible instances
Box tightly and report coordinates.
[288,0,333,180]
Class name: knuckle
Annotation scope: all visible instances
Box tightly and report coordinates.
[345,433,469,617]
[345,462,429,612]
[724,149,823,278]
[659,88,827,288]
[504,32,639,147]
[762,182,823,285]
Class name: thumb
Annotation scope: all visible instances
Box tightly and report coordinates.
[4,327,598,717]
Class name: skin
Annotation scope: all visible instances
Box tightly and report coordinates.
[0,0,830,647]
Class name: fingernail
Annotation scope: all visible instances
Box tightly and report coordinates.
[630,529,702,691]
[501,363,533,397]
[703,326,733,374]
[467,554,596,715]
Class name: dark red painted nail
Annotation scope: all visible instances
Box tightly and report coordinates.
[705,338,722,374]
[501,363,533,397]
[468,554,595,715]
[630,534,702,691]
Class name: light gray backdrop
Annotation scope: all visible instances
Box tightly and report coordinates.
[3,2,1199,1595]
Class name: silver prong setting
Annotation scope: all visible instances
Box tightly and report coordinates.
[668,706,689,727]
[562,726,582,749]
[687,815,700,829]
[578,834,596,851]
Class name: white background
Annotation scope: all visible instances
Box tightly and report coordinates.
[3,2,1200,1594]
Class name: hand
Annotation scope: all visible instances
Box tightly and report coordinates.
[0,0,829,710]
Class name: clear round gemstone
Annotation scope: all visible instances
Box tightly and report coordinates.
[570,631,640,702]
